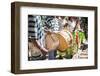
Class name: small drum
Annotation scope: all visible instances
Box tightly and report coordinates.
[28,40,46,60]
[56,30,73,51]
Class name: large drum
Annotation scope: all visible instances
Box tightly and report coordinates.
[45,32,59,51]
[56,30,73,51]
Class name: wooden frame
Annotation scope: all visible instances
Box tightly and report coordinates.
[11,2,98,74]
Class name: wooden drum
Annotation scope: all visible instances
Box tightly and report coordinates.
[56,30,73,51]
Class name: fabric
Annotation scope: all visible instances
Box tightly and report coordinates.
[28,15,45,47]
[67,20,76,32]
[73,31,86,44]
[45,16,60,31]
[48,51,56,60]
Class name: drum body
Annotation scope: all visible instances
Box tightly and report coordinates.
[57,30,73,51]
[28,41,46,60]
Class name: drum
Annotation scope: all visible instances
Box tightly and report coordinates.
[56,30,73,51]
[45,32,59,51]
[28,40,46,60]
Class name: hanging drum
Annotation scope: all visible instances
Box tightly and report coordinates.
[56,30,73,52]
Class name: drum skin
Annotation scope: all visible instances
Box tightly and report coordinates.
[56,30,73,51]
[45,32,59,51]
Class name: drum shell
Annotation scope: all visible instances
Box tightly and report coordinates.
[57,30,73,51]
